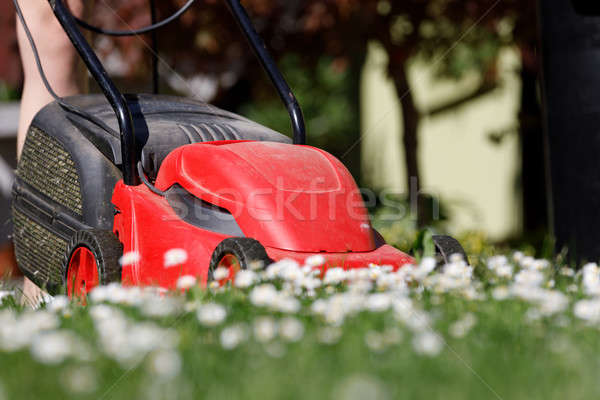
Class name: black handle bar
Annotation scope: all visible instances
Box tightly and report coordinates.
[224,0,306,145]
[50,0,139,185]
[47,0,307,186]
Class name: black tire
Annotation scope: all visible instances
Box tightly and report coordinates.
[63,229,123,289]
[208,237,272,281]
[432,235,469,266]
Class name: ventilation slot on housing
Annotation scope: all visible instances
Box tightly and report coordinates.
[179,123,241,143]
[17,126,83,215]
[12,208,67,288]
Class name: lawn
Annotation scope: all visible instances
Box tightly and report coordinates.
[1,235,600,400]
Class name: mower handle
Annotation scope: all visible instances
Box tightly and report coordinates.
[48,0,139,186]
[47,0,306,186]
[224,0,306,145]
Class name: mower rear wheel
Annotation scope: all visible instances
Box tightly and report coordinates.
[64,230,123,299]
[432,235,469,266]
[209,238,272,283]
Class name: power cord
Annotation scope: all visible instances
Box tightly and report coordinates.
[137,161,166,196]
[74,0,198,36]
[13,0,198,136]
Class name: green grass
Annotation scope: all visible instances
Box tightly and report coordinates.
[1,238,599,400]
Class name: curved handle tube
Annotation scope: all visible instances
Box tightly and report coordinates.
[225,0,306,145]
[49,0,139,185]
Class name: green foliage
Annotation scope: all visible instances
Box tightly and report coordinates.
[371,195,452,254]
[416,23,504,80]
[1,262,599,400]
[0,81,19,102]
[239,55,357,150]
[411,229,436,261]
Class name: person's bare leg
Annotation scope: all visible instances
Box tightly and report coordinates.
[17,0,88,154]
[16,0,89,306]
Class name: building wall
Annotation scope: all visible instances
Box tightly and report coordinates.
[361,43,522,240]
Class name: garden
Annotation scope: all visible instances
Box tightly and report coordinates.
[2,1,600,399]
[2,230,600,399]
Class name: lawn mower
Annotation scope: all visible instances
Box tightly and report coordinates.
[11,0,467,297]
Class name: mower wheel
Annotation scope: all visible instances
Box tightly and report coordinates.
[209,237,272,282]
[64,230,123,298]
[432,235,469,266]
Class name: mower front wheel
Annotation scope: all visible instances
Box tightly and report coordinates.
[208,237,272,283]
[432,235,468,266]
[63,230,123,298]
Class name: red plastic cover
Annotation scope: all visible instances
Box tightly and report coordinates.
[155,141,375,253]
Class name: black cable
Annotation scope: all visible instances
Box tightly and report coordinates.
[13,0,119,137]
[137,162,166,196]
[75,0,197,37]
[149,0,159,94]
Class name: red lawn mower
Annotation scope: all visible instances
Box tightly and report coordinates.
[12,0,466,297]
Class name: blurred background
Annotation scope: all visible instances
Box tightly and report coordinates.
[0,0,546,256]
